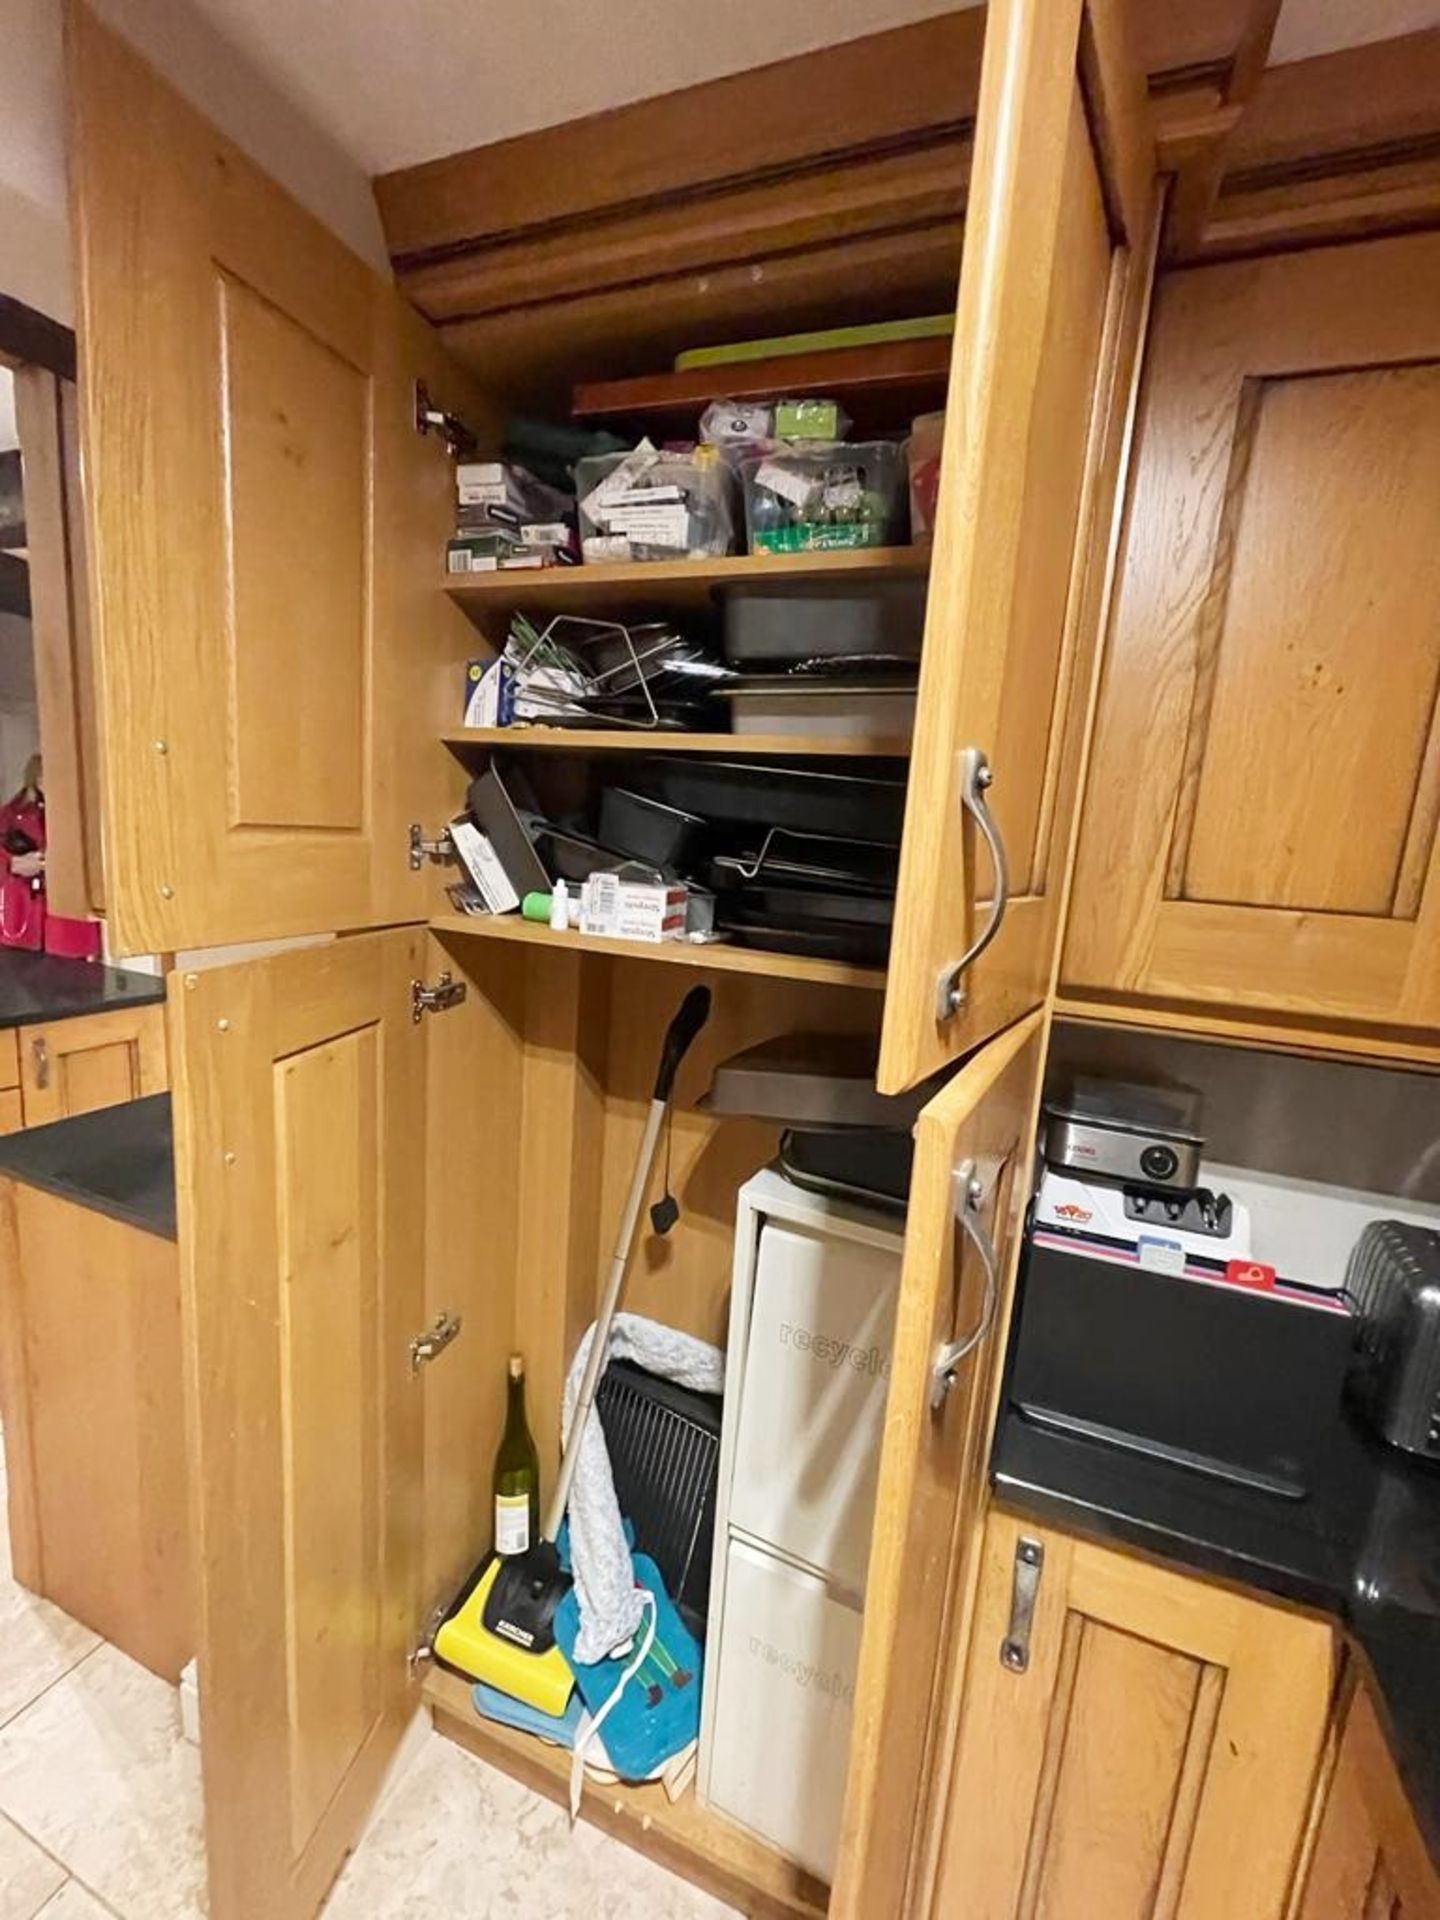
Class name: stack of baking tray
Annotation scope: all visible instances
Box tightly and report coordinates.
[621,758,905,966]
[714,578,924,741]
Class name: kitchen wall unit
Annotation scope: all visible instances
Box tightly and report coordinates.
[939,1509,1335,1920]
[1064,232,1440,1054]
[60,0,1440,1917]
[66,0,1156,1910]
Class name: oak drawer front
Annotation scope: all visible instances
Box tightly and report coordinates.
[0,1030,20,1092]
[1065,232,1440,1037]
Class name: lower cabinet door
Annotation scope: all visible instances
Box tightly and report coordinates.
[937,1510,1335,1920]
[829,1012,1046,1920]
[171,930,428,1920]
[1297,1679,1440,1920]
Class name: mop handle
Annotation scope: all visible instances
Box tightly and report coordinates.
[543,986,712,1543]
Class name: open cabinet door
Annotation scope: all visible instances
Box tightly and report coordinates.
[67,5,484,954]
[170,930,428,1920]
[831,1011,1046,1920]
[878,0,1156,1093]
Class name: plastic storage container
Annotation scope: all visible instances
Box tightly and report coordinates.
[741,442,908,554]
[577,444,736,562]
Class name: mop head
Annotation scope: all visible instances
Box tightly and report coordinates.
[433,1558,575,1719]
[554,1551,702,1782]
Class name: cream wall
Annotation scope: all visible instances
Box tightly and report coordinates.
[0,0,389,329]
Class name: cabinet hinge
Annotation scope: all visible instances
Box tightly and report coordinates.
[409,1309,463,1372]
[411,974,467,1024]
[414,380,476,460]
[409,822,454,871]
[408,1600,451,1679]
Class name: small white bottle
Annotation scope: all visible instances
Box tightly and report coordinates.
[549,877,569,931]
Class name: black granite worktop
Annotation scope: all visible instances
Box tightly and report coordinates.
[994,1402,1440,1866]
[0,949,164,1029]
[0,1092,176,1239]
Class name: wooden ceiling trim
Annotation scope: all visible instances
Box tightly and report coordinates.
[1161,0,1283,256]
[1224,28,1440,175]
[1195,152,1440,261]
[400,140,971,326]
[376,11,988,268]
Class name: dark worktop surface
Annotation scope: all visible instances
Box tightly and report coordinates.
[994,1400,1440,1868]
[0,1092,176,1240]
[0,950,165,1029]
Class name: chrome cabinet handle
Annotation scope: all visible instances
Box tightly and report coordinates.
[935,748,1011,1021]
[930,1158,1000,1411]
[1001,1536,1045,1672]
[31,1036,49,1091]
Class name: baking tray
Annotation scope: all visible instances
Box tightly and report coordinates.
[637,759,908,843]
[721,915,891,967]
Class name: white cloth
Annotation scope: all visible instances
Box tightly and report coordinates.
[561,1310,724,1665]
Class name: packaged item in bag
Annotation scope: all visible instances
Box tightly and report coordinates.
[577,441,737,563]
[741,442,908,553]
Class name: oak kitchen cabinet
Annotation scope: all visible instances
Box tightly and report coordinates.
[62,0,1160,1914]
[1063,232,1440,1056]
[17,1000,167,1126]
[0,1095,187,1685]
[0,993,166,1132]
[937,1509,1336,1920]
[1297,1676,1440,1920]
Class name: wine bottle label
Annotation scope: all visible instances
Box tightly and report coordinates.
[495,1494,531,1557]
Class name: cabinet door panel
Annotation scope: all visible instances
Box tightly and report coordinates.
[1298,1683,1440,1920]
[1065,233,1440,1033]
[830,1011,1046,1920]
[67,8,479,953]
[19,1004,168,1127]
[170,930,426,1920]
[939,1512,1335,1920]
[877,0,1155,1093]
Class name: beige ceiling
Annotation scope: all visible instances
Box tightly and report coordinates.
[165,0,1440,177]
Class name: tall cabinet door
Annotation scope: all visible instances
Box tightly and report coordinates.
[1064,232,1440,1036]
[877,0,1157,1093]
[67,5,483,956]
[830,1011,1046,1920]
[170,930,428,1920]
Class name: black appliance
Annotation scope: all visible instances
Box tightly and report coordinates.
[1346,1221,1440,1459]
[1007,1234,1358,1500]
[595,1359,723,1641]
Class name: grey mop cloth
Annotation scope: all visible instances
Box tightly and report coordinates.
[562,1310,725,1666]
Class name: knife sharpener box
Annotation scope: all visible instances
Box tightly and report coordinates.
[698,1168,902,1881]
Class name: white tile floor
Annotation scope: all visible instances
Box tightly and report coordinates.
[0,1442,739,1920]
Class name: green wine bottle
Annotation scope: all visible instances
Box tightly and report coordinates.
[493,1353,540,1557]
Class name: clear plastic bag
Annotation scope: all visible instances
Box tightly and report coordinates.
[577,441,737,562]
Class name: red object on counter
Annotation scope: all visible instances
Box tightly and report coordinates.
[1225,1259,1278,1292]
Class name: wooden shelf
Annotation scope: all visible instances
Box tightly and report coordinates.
[443,726,911,758]
[571,334,953,435]
[444,545,929,618]
[426,1666,828,1920]
[430,909,887,991]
